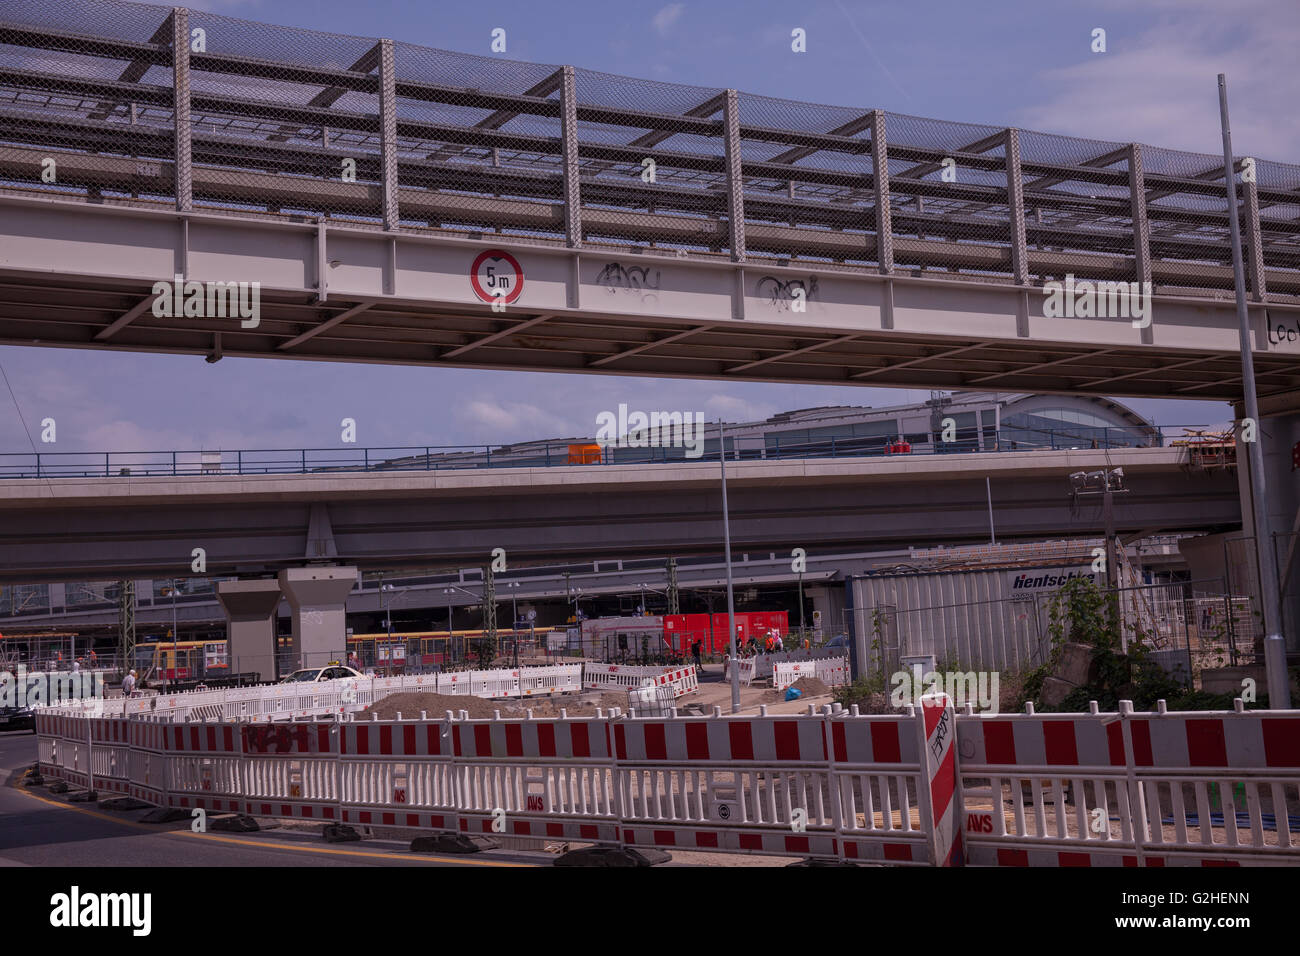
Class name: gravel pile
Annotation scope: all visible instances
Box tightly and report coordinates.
[763,676,832,701]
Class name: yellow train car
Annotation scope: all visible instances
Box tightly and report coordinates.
[133,639,228,683]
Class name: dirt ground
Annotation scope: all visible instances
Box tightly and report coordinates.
[761,676,831,702]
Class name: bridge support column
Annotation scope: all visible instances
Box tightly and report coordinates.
[215,579,283,683]
[1237,413,1300,659]
[277,567,358,672]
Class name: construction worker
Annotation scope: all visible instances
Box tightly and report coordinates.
[121,669,137,698]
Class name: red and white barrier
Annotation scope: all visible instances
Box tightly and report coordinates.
[582,664,698,698]
[918,694,962,867]
[34,700,1300,867]
[773,657,849,691]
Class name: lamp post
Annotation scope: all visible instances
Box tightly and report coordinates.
[442,587,456,665]
[380,582,395,674]
[504,581,521,665]
[719,421,740,713]
[1218,74,1290,708]
[442,584,481,666]
[159,580,180,691]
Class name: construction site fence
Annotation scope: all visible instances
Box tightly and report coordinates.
[34,696,1300,867]
[36,662,702,723]
[773,658,851,692]
[580,664,699,698]
[731,648,844,686]
[852,576,1263,680]
[38,665,585,723]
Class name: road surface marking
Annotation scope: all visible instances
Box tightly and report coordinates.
[13,786,533,866]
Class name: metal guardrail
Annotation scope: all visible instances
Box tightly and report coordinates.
[0,426,1183,479]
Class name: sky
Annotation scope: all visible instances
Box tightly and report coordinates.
[2,0,1298,453]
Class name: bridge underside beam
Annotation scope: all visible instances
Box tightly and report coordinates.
[1,197,1299,407]
[0,452,1242,583]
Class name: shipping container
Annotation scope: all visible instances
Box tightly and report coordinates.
[650,612,791,656]
[847,565,1100,674]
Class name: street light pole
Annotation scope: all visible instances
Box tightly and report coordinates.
[167,580,178,692]
[444,589,454,666]
[511,585,519,666]
[1218,74,1291,708]
[719,421,740,713]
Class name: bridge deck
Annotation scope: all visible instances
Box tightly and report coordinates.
[0,0,1298,408]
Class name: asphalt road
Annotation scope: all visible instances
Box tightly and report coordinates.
[0,731,539,868]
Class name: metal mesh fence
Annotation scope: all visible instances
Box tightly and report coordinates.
[851,577,1263,680]
[0,0,1296,300]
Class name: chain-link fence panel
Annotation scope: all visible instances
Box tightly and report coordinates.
[1,0,1296,304]
[574,68,728,256]
[882,111,1013,280]
[0,0,178,206]
[396,44,565,241]
[186,9,383,224]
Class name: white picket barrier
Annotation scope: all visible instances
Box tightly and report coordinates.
[660,665,698,698]
[816,657,850,688]
[34,699,1300,867]
[773,661,816,691]
[581,664,695,696]
[730,658,758,685]
[48,664,587,724]
[581,664,662,690]
[774,657,849,691]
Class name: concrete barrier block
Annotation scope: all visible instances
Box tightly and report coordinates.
[1056,643,1094,686]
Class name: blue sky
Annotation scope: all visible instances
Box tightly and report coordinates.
[2,0,1297,453]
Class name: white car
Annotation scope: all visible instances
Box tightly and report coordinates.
[279,664,364,684]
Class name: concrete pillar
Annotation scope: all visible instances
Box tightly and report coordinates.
[215,579,282,682]
[277,566,358,671]
[1263,414,1300,647]
[1235,413,1300,652]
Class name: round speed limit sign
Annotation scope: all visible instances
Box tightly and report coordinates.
[470,249,524,304]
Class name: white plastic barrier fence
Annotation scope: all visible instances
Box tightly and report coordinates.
[34,698,1300,866]
[774,658,850,691]
[957,700,1300,867]
[581,664,698,698]
[45,664,584,724]
[731,649,843,685]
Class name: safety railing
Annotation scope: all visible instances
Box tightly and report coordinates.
[39,664,586,723]
[581,663,699,698]
[730,647,845,685]
[773,657,850,692]
[0,426,1181,480]
[36,695,1300,866]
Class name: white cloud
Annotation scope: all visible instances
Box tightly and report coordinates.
[652,3,686,37]
[1016,4,1300,160]
[457,398,577,440]
[705,393,767,420]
